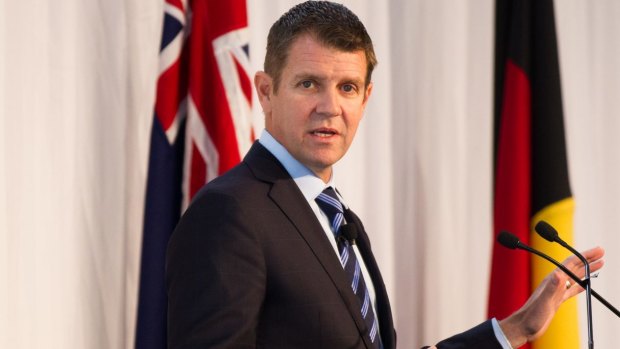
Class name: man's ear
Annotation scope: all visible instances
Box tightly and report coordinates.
[254,71,273,114]
[361,81,373,109]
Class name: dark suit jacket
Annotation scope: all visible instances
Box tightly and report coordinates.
[166,142,502,349]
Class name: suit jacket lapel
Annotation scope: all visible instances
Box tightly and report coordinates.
[344,208,396,349]
[243,142,375,348]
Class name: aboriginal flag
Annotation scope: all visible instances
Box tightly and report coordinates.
[488,0,578,348]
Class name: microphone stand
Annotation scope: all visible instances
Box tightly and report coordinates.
[534,221,594,349]
[557,240,593,349]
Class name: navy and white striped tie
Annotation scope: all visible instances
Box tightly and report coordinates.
[315,187,382,349]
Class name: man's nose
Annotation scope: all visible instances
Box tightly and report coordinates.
[315,89,342,117]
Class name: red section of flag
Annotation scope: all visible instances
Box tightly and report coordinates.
[155,57,189,131]
[190,141,207,200]
[489,60,532,331]
[168,0,185,12]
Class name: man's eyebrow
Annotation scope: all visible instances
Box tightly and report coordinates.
[343,77,365,86]
[291,73,325,82]
[291,73,364,85]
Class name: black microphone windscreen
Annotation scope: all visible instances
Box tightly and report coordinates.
[497,231,520,249]
[535,220,558,242]
[340,224,358,241]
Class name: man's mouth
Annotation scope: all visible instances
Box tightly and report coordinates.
[311,128,338,137]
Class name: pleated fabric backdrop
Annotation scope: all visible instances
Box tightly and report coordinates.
[1,1,619,348]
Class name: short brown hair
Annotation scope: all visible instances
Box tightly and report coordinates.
[264,1,377,92]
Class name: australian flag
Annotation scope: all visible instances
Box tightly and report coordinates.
[135,0,253,347]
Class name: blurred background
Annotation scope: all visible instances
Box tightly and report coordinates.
[1,0,619,348]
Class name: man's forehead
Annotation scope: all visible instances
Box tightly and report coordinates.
[282,35,367,78]
[288,33,365,60]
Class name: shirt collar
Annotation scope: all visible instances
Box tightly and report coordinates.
[258,129,336,202]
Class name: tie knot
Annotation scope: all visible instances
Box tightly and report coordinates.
[315,187,344,232]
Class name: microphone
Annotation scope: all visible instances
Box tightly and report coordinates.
[497,231,620,318]
[497,231,583,282]
[340,224,358,245]
[497,231,521,249]
[535,221,586,261]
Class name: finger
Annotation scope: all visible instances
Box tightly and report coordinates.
[562,259,605,298]
[561,246,605,270]
[560,276,586,299]
[549,271,572,305]
[589,258,605,273]
[576,246,605,264]
[564,277,592,298]
[569,258,605,279]
[565,285,583,298]
[573,246,603,260]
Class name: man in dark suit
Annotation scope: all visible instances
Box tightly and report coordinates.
[166,2,605,348]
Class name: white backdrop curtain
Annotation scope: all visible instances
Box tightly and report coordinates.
[1,1,619,348]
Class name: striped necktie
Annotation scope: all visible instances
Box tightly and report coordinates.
[315,187,382,349]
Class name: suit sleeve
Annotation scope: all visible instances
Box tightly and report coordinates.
[166,191,265,349]
[424,320,504,349]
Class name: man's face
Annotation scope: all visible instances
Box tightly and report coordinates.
[255,34,373,182]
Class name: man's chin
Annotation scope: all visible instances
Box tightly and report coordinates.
[306,157,343,175]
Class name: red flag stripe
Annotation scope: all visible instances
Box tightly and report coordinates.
[489,59,532,322]
[233,54,253,106]
[166,0,185,13]
[155,59,188,136]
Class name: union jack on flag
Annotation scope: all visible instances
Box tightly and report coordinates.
[136,0,252,347]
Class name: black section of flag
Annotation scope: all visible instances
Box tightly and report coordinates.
[529,0,571,215]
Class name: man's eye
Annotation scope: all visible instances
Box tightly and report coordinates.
[342,84,356,93]
[301,81,313,88]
